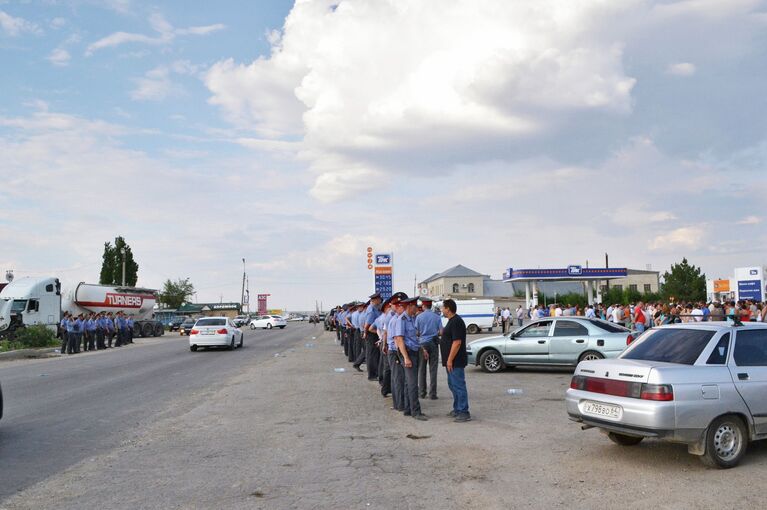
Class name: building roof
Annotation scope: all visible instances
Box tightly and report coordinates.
[421,265,488,285]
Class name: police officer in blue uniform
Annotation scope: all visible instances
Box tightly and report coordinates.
[386,293,407,412]
[416,296,443,400]
[375,298,394,396]
[346,303,359,363]
[355,293,382,378]
[59,313,71,353]
[392,297,427,420]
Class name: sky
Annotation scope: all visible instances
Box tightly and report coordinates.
[1,0,767,311]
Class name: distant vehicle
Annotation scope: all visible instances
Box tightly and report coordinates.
[467,318,634,373]
[179,318,196,336]
[189,316,243,352]
[168,316,185,331]
[250,315,287,329]
[232,315,250,327]
[566,322,767,469]
[437,299,495,334]
[288,316,305,322]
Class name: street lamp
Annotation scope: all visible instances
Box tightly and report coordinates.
[121,247,127,286]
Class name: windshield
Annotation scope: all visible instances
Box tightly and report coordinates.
[622,328,715,365]
[11,300,27,313]
[196,318,226,326]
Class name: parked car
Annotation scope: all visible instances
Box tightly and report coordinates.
[566,322,767,468]
[232,315,250,327]
[467,317,634,373]
[189,316,243,352]
[168,316,185,331]
[179,318,196,336]
[249,315,287,329]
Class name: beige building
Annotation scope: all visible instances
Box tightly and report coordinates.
[599,269,660,296]
[419,264,524,309]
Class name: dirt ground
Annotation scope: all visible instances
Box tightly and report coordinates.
[3,329,767,510]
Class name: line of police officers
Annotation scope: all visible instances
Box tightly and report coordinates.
[58,312,135,355]
[334,291,450,421]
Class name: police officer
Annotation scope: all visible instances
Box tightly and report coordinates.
[338,304,349,356]
[127,316,134,343]
[334,305,342,343]
[95,313,106,350]
[86,313,97,351]
[392,297,427,420]
[416,296,442,400]
[59,312,71,353]
[105,312,115,348]
[376,298,394,397]
[386,293,406,412]
[71,314,83,354]
[354,293,381,379]
[115,312,126,347]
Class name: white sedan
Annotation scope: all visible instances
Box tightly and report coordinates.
[189,317,243,351]
[249,315,287,330]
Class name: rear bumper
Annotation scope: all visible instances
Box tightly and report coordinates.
[190,334,230,346]
[566,389,705,444]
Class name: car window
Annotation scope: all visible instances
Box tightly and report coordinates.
[517,321,552,338]
[196,318,226,326]
[706,333,730,365]
[553,320,589,337]
[622,328,715,365]
[588,319,630,333]
[733,329,767,367]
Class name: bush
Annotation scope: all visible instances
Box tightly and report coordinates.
[11,325,59,348]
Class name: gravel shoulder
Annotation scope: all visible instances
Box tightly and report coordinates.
[3,330,766,509]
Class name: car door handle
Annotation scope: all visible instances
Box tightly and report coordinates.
[538,340,546,344]
[738,373,749,381]
[575,339,585,344]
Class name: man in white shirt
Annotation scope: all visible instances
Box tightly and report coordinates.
[501,307,511,333]
[554,305,563,317]
[691,305,704,322]
[585,305,596,319]
[611,305,623,324]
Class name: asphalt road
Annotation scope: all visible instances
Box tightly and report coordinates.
[0,322,319,501]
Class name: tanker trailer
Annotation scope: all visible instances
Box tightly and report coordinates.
[63,283,165,338]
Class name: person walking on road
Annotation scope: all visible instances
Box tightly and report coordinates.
[416,296,442,400]
[441,299,471,422]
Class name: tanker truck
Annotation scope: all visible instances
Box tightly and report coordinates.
[0,276,165,338]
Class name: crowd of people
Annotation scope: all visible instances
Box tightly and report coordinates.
[57,312,136,354]
[332,292,471,423]
[496,299,767,332]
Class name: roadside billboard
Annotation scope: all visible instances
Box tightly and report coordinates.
[734,267,764,302]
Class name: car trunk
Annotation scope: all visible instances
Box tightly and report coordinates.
[574,359,655,384]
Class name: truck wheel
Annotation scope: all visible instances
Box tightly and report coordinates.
[607,432,643,446]
[467,324,480,334]
[155,325,164,337]
[478,349,505,373]
[700,415,748,469]
[143,323,154,337]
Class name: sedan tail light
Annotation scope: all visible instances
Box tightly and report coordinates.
[570,376,673,401]
[216,328,228,334]
[190,329,199,335]
[626,334,634,345]
[640,383,674,401]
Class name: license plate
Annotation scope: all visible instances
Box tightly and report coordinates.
[202,330,215,335]
[582,401,622,420]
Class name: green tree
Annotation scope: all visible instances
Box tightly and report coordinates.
[158,278,195,309]
[99,236,139,286]
[661,258,706,303]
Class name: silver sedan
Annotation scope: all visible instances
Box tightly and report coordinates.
[467,317,634,373]
[566,322,767,468]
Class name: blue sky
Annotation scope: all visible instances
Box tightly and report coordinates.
[2,0,767,310]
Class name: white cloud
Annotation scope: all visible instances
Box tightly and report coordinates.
[47,48,71,67]
[205,0,640,202]
[130,60,199,101]
[667,62,696,76]
[49,17,67,29]
[649,227,705,251]
[737,215,762,225]
[0,10,40,36]
[85,13,224,56]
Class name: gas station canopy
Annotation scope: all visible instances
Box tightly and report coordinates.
[503,265,628,305]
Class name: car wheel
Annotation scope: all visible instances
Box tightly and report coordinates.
[228,337,235,351]
[250,323,256,330]
[279,325,285,329]
[478,349,505,373]
[607,432,644,446]
[579,350,605,362]
[267,323,273,329]
[238,335,243,348]
[701,415,748,469]
[467,324,480,334]
[190,345,197,352]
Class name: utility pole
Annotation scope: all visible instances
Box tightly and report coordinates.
[121,247,126,286]
[605,252,610,292]
[413,274,417,296]
[241,258,246,313]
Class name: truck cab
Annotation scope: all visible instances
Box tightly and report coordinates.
[0,277,61,335]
